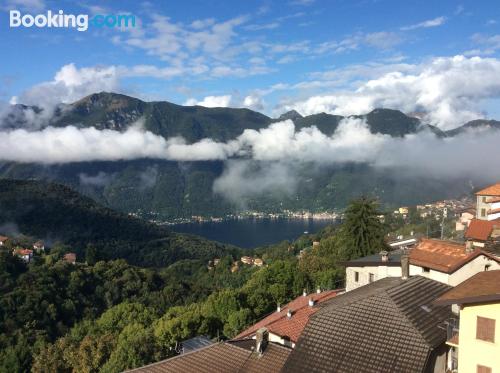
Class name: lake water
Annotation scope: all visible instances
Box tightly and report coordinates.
[170,218,336,248]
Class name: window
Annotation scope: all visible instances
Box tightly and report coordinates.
[477,365,492,373]
[369,273,374,283]
[482,197,487,203]
[354,271,359,282]
[485,264,491,271]
[476,316,495,342]
[422,267,430,273]
[481,208,486,217]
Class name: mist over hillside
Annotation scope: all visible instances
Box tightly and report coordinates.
[0,92,498,218]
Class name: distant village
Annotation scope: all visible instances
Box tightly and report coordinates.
[130,182,500,373]
[0,236,77,265]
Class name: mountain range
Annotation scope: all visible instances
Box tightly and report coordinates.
[1,92,498,219]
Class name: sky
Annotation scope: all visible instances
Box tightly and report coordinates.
[1,0,500,129]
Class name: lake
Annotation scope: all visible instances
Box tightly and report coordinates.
[170,217,336,248]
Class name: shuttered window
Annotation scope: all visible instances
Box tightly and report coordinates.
[477,365,492,373]
[476,316,495,342]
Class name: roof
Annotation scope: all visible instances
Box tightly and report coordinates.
[126,341,290,373]
[16,249,33,255]
[343,250,403,267]
[476,182,500,196]
[0,235,8,242]
[234,290,339,343]
[486,196,500,203]
[465,219,498,241]
[181,336,214,353]
[409,238,476,273]
[283,276,453,373]
[435,270,500,305]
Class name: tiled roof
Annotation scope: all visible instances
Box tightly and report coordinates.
[0,235,8,242]
[283,276,452,373]
[476,182,500,196]
[488,208,500,215]
[435,270,500,305]
[409,239,471,273]
[465,219,497,241]
[486,196,500,203]
[126,341,290,373]
[344,249,403,267]
[234,290,339,343]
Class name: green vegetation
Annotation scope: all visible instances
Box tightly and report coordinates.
[0,187,388,371]
[0,93,476,219]
[0,179,240,267]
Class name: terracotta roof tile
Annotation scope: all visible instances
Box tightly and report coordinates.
[409,239,470,273]
[234,290,339,342]
[465,219,498,241]
[476,182,500,196]
[435,270,500,305]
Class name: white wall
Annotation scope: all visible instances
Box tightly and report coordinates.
[346,265,401,292]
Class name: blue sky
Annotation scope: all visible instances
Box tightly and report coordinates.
[1,0,500,128]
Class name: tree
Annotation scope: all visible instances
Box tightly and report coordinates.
[337,197,387,259]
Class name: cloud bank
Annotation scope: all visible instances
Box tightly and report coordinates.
[277,56,500,129]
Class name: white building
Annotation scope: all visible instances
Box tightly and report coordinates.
[344,238,500,292]
[476,183,500,220]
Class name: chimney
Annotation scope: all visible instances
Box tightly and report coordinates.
[255,328,269,355]
[277,303,281,313]
[302,288,307,297]
[316,287,321,294]
[465,240,474,253]
[401,254,409,280]
[380,250,389,262]
[287,309,292,319]
[308,297,315,307]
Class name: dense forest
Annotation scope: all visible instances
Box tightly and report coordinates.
[0,179,240,267]
[0,179,389,371]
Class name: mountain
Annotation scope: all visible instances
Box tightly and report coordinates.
[0,179,239,266]
[443,119,500,137]
[0,92,495,219]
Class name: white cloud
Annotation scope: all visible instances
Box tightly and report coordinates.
[276,55,500,129]
[401,16,447,31]
[184,95,232,108]
[244,22,280,31]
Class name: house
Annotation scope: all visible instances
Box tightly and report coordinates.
[465,218,500,249]
[14,248,33,263]
[435,270,500,373]
[344,238,500,291]
[233,289,340,348]
[253,258,264,267]
[456,208,475,231]
[476,182,500,220]
[0,235,8,247]
[63,253,76,264]
[127,329,290,373]
[179,336,214,354]
[283,276,453,373]
[240,256,253,265]
[33,241,45,252]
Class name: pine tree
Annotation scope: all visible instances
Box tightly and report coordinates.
[338,197,387,259]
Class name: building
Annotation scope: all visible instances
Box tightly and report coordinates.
[14,248,33,263]
[344,238,500,291]
[435,270,500,373]
[253,258,264,267]
[233,289,340,348]
[476,182,500,220]
[0,235,8,247]
[240,256,253,265]
[33,241,45,252]
[456,209,475,231]
[63,253,77,264]
[127,329,290,373]
[283,276,453,373]
[179,336,214,354]
[465,218,500,249]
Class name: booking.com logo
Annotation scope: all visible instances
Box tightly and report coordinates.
[9,10,136,32]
